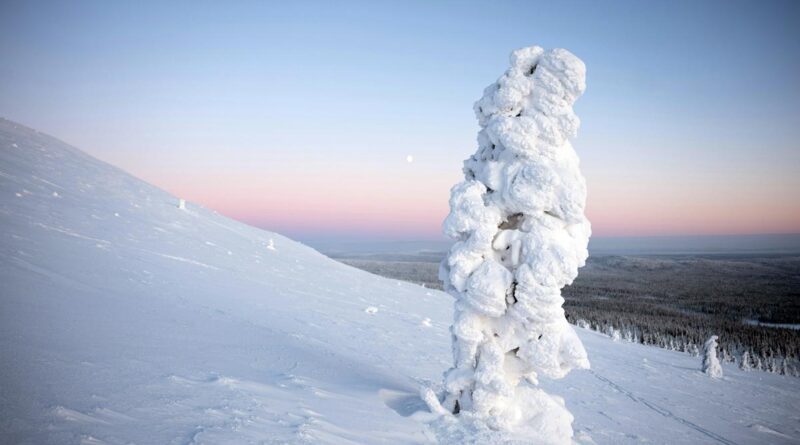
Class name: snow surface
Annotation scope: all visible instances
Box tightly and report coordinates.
[1,118,799,444]
[744,320,800,330]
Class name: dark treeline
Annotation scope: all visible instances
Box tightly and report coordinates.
[341,259,443,290]
[340,253,800,376]
[564,255,800,375]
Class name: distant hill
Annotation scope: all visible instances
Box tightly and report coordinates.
[314,234,800,260]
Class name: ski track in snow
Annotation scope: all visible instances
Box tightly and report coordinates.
[588,370,739,445]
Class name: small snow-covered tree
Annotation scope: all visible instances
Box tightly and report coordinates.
[768,356,778,373]
[436,46,590,439]
[740,351,752,371]
[702,335,723,378]
[623,328,633,343]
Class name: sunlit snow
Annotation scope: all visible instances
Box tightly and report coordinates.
[1,118,798,444]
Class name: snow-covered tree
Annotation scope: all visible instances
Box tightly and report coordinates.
[740,351,752,371]
[768,356,778,373]
[622,328,633,343]
[436,46,590,440]
[702,335,723,378]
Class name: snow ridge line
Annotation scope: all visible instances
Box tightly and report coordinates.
[588,370,739,445]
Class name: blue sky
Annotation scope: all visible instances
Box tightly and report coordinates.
[1,0,798,241]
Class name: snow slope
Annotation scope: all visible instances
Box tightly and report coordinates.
[1,118,798,444]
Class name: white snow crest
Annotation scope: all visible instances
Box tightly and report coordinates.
[435,45,590,442]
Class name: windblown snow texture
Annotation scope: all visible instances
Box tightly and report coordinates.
[438,46,591,440]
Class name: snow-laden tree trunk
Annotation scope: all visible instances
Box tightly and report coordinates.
[437,46,590,440]
[703,335,723,378]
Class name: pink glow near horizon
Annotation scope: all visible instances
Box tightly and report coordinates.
[160,166,457,239]
[155,165,800,240]
[5,0,799,242]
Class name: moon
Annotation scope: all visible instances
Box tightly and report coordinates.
[406,155,414,163]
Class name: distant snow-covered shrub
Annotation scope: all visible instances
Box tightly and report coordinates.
[703,335,723,378]
[740,351,752,371]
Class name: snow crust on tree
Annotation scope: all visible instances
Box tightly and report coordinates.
[702,335,723,378]
[740,351,752,371]
[435,45,590,441]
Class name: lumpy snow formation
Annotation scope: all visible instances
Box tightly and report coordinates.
[703,335,724,378]
[435,46,591,441]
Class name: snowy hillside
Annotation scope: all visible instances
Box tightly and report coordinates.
[1,118,798,444]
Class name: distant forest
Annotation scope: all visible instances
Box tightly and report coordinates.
[339,254,800,376]
[563,255,800,375]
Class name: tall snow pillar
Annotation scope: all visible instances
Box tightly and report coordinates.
[438,46,591,440]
